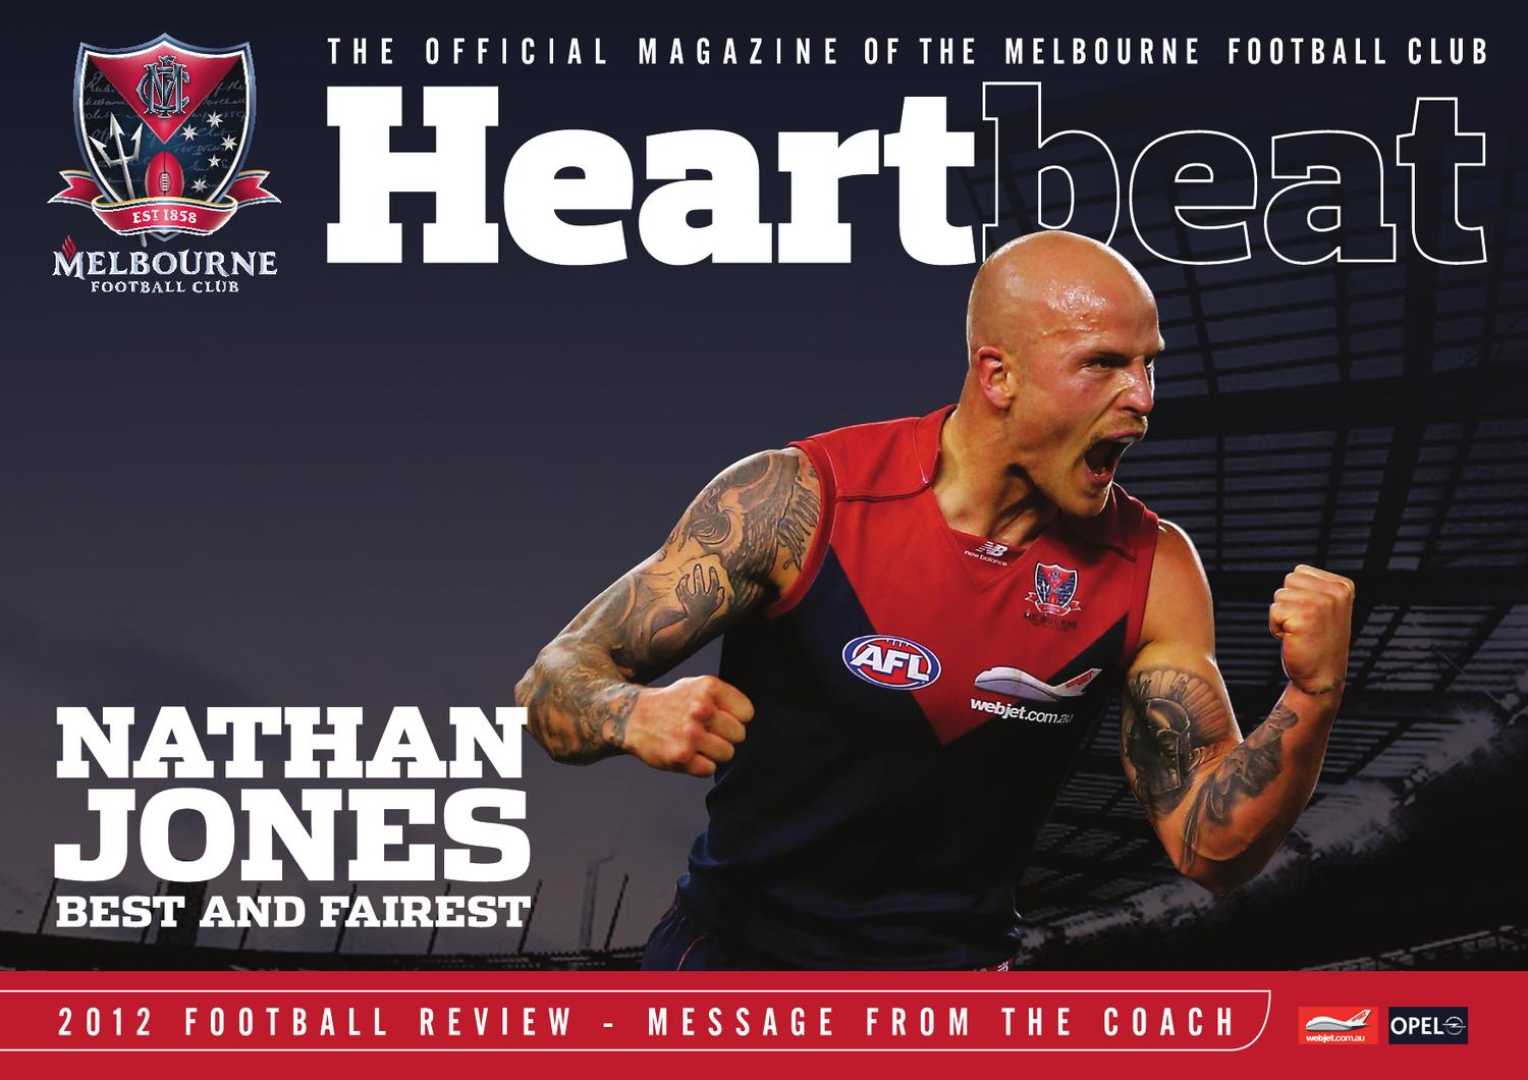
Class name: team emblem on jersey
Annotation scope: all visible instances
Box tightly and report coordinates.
[842,635,941,690]
[1027,562,1082,616]
[51,33,278,238]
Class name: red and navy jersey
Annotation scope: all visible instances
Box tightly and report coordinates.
[679,405,1160,968]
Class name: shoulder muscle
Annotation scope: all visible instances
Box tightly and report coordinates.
[665,447,822,608]
[1140,518,1215,656]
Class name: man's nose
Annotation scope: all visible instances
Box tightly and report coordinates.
[1119,358,1155,418]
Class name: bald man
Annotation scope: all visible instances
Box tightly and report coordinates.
[517,231,1354,970]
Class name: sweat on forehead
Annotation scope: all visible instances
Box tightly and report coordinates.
[965,231,1155,350]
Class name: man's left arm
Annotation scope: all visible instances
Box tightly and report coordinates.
[1119,521,1355,895]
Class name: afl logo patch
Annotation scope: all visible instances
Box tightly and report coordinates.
[842,634,941,690]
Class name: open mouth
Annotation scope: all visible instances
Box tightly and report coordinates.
[1083,437,1135,483]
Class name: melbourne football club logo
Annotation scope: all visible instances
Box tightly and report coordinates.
[842,635,941,691]
[50,33,278,239]
[1026,562,1082,616]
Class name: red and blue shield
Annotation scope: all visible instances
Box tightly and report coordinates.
[1029,562,1082,616]
[52,33,277,238]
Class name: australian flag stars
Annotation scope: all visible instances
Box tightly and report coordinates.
[179,103,243,196]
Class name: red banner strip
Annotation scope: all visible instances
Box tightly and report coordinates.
[50,169,279,237]
[0,969,1518,1079]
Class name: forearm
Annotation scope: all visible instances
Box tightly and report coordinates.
[1124,536,1354,896]
[515,636,641,765]
[1177,683,1340,892]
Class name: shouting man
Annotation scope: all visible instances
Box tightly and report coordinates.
[516,230,1354,969]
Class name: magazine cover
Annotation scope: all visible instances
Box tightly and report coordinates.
[2,13,1523,1076]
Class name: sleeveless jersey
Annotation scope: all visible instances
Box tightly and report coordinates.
[678,405,1160,968]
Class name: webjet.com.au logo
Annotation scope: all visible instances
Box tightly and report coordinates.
[1297,1007,1378,1046]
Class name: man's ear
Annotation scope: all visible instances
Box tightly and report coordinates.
[972,345,1016,408]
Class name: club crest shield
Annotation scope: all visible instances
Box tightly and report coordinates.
[51,33,277,239]
[1027,562,1082,616]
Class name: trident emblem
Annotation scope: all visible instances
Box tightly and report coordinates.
[89,113,143,200]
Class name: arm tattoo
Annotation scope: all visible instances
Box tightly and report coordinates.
[1122,668,1300,873]
[620,449,819,670]
[519,648,641,764]
[1121,669,1232,815]
[516,450,821,762]
[1176,703,1299,872]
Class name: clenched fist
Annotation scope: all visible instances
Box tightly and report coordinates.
[1269,564,1355,696]
[624,675,755,778]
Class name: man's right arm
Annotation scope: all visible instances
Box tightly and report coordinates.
[514,448,821,775]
